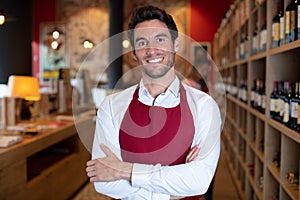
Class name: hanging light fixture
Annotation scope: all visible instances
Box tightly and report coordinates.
[47,27,64,39]
[83,39,94,49]
[0,10,6,25]
[52,30,60,39]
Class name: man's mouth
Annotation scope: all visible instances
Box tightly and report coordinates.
[146,57,164,64]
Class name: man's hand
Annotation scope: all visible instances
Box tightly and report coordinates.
[185,145,200,163]
[171,145,200,200]
[86,144,133,182]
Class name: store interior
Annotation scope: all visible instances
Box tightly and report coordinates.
[0,0,300,199]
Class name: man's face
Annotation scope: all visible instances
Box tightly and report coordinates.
[133,19,179,79]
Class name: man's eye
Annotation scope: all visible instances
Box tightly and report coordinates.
[156,37,166,43]
[136,41,147,47]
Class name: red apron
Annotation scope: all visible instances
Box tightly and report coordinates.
[119,83,202,199]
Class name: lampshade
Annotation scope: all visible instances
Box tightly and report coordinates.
[0,11,5,25]
[8,75,40,101]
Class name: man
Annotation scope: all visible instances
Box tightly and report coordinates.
[86,5,221,200]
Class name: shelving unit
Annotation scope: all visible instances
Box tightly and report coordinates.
[0,116,94,200]
[213,0,300,199]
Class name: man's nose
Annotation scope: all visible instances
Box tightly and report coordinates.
[145,46,157,55]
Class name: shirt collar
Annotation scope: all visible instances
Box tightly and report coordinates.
[138,76,180,98]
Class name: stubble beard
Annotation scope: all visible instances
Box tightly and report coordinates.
[140,53,175,79]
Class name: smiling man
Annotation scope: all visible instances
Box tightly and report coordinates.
[86,5,221,200]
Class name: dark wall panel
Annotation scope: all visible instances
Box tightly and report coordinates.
[0,0,32,84]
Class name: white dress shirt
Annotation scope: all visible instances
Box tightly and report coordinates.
[92,76,221,200]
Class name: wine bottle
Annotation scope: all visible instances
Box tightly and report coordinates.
[240,32,245,59]
[242,79,248,104]
[252,22,259,55]
[298,1,300,39]
[238,79,243,101]
[256,80,262,111]
[251,80,256,108]
[254,79,260,109]
[296,82,300,132]
[289,82,298,130]
[232,80,238,98]
[277,81,285,122]
[283,81,292,125]
[286,2,293,43]
[244,24,249,58]
[259,80,266,114]
[260,19,267,52]
[270,81,279,119]
[272,1,283,47]
[290,0,298,42]
[280,3,285,45]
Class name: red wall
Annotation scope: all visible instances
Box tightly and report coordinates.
[189,0,233,42]
[31,1,233,77]
[32,0,56,78]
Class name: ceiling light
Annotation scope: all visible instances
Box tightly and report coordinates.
[0,12,5,25]
[83,40,94,49]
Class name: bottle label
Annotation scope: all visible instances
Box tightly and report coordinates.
[253,35,258,53]
[242,89,247,102]
[260,30,267,50]
[275,99,279,112]
[291,10,296,41]
[286,11,291,34]
[298,5,300,39]
[257,94,262,107]
[291,102,298,118]
[291,10,296,29]
[280,17,285,39]
[240,43,245,58]
[251,91,255,101]
[273,22,280,41]
[262,95,266,109]
[298,104,300,125]
[232,86,237,96]
[270,98,275,111]
[298,5,300,28]
[279,99,284,116]
[283,102,289,122]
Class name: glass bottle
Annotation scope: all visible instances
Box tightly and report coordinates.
[277,81,285,122]
[251,79,256,108]
[283,81,292,125]
[260,18,267,52]
[289,82,298,130]
[285,1,293,43]
[290,0,298,42]
[270,81,279,119]
[252,22,259,55]
[280,2,285,45]
[272,1,283,47]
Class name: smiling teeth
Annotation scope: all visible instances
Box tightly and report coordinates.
[148,58,163,63]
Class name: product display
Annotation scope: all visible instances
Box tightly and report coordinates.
[213,0,300,199]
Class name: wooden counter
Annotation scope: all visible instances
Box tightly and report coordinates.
[0,116,94,200]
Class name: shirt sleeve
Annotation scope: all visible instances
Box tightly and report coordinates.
[92,97,171,200]
[131,95,221,197]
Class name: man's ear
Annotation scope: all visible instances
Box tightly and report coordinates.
[132,50,137,61]
[174,37,180,53]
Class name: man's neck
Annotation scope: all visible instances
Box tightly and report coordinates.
[142,73,176,98]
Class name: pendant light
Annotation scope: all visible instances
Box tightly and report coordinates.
[0,10,5,25]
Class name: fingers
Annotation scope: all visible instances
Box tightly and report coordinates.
[86,160,96,167]
[100,144,115,157]
[185,145,200,163]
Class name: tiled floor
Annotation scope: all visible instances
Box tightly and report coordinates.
[72,148,240,200]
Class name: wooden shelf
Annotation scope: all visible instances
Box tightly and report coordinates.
[213,0,300,199]
[0,116,94,199]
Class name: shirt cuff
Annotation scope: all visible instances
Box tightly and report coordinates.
[132,163,162,186]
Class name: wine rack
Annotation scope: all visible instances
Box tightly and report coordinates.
[213,0,300,199]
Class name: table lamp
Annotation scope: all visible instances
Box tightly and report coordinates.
[7,75,40,120]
